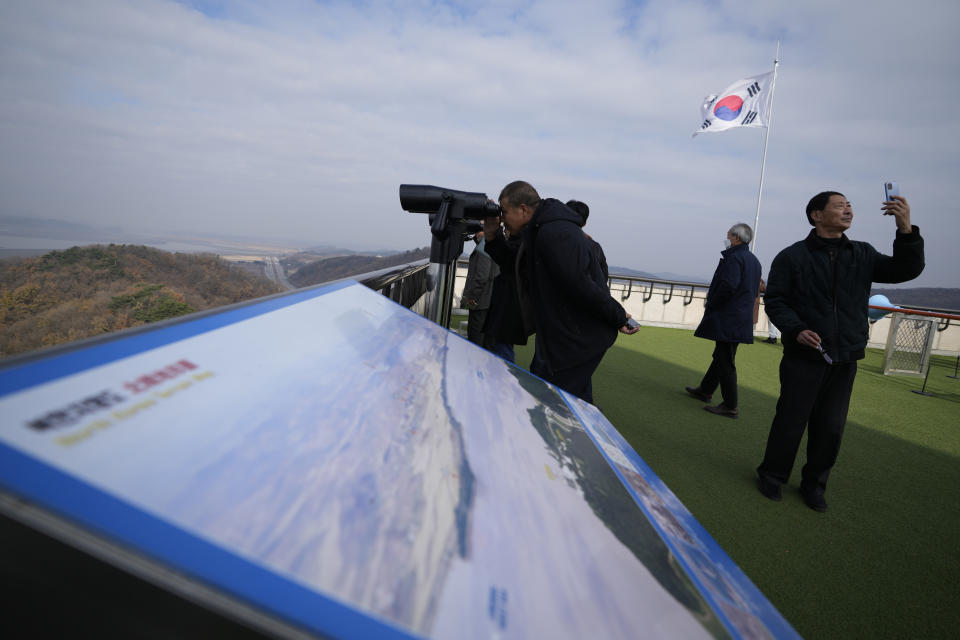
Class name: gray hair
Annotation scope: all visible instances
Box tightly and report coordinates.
[499,181,541,208]
[729,223,753,245]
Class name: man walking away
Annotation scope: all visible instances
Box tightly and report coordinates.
[685,223,762,418]
[756,191,924,512]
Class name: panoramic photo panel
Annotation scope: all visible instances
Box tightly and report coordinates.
[0,282,797,639]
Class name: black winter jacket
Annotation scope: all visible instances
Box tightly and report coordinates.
[765,227,924,363]
[487,199,626,373]
[482,234,528,345]
[586,235,609,282]
[694,242,762,344]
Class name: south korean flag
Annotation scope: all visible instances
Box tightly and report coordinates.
[692,71,775,137]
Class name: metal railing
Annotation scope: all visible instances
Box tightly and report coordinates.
[353,259,960,356]
[449,258,715,329]
[355,259,431,315]
[356,260,712,332]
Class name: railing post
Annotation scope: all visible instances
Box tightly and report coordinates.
[642,283,653,303]
[663,284,674,305]
[424,261,458,328]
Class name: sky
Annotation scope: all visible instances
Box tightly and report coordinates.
[1,0,958,286]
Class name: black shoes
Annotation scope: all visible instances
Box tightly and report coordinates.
[757,477,782,502]
[801,490,828,513]
[703,403,739,419]
[757,477,828,511]
[684,386,712,402]
[763,337,778,344]
[686,388,737,418]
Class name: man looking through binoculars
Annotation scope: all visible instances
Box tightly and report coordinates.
[483,181,639,404]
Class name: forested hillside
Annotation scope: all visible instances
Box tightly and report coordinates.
[288,247,430,287]
[0,245,279,358]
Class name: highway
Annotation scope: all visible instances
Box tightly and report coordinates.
[265,256,295,290]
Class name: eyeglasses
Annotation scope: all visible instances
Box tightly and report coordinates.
[816,344,833,364]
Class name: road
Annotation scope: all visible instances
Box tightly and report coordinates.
[265,256,295,290]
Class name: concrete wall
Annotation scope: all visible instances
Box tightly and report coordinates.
[452,265,960,356]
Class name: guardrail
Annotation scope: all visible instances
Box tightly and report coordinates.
[355,259,431,315]
[447,262,960,356]
[450,260,712,331]
[343,259,960,357]
[607,276,710,330]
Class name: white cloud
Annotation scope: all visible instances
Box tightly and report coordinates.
[0,0,957,285]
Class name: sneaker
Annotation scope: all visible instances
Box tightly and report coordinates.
[703,403,739,419]
[757,477,782,502]
[684,386,712,402]
[801,490,828,513]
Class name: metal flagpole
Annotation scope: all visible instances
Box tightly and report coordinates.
[751,41,780,253]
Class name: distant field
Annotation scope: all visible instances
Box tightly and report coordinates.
[0,249,49,259]
[0,231,302,259]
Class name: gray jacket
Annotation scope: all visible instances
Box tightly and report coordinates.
[460,241,499,310]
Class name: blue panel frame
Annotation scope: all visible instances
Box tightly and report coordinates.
[563,394,800,640]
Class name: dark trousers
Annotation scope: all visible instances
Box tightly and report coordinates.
[757,355,858,495]
[699,341,739,409]
[488,342,515,363]
[532,352,605,404]
[467,309,489,346]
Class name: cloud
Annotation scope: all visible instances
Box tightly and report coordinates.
[0,0,957,285]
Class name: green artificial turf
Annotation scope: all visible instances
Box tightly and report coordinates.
[514,328,960,639]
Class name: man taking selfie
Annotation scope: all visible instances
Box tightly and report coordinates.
[756,191,924,512]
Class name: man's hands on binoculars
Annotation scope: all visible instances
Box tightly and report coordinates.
[483,215,501,241]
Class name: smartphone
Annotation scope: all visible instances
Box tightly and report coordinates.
[624,317,640,330]
[884,181,899,201]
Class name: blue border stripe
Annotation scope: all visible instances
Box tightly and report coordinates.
[561,394,800,640]
[556,394,741,636]
[0,442,420,640]
[0,280,353,397]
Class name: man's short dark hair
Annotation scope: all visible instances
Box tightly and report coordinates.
[566,200,589,227]
[499,181,541,208]
[806,191,845,225]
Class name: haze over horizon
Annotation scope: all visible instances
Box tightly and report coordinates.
[1,0,957,286]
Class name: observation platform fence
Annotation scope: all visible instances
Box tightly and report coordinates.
[444,261,960,357]
[349,257,960,360]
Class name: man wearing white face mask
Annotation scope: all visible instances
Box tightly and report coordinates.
[685,223,762,418]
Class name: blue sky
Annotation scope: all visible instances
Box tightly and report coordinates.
[1,0,957,286]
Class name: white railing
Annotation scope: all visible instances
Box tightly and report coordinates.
[452,263,960,356]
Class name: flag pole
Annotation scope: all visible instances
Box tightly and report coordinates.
[751,41,780,253]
